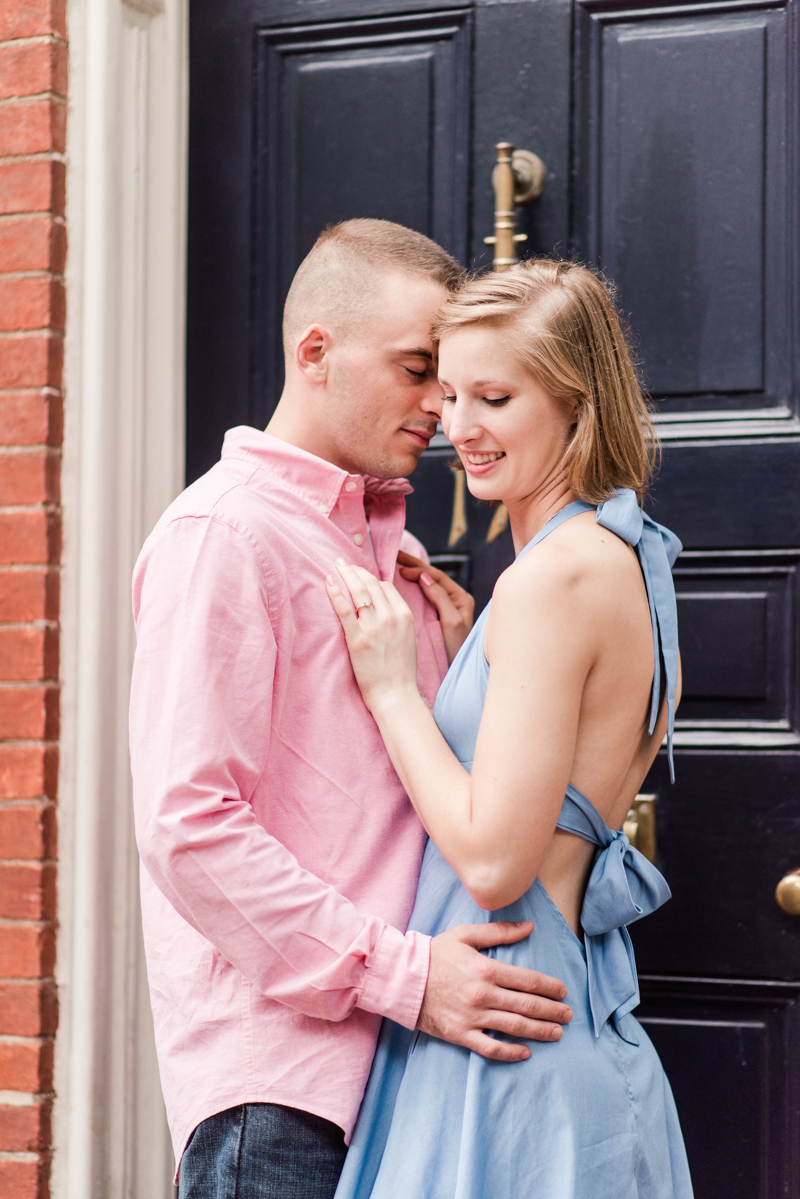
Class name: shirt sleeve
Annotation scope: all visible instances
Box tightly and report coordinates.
[130,514,430,1030]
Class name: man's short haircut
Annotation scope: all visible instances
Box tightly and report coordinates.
[282,219,465,355]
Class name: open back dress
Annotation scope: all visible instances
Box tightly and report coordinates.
[334,488,694,1199]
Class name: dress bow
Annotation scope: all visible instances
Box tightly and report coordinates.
[556,785,672,1043]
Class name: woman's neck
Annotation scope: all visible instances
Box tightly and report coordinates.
[505,480,577,554]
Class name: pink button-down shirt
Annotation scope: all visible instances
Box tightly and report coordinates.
[130,427,448,1172]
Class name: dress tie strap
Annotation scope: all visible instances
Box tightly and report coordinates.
[595,489,682,781]
[556,785,672,1041]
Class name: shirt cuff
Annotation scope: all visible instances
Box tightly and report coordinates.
[358,924,431,1029]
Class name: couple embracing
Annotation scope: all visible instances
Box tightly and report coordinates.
[130,219,693,1198]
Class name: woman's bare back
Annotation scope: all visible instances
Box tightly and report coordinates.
[491,510,674,932]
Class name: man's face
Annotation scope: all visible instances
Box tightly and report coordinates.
[323,273,448,479]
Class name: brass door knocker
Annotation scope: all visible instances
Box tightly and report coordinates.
[447,144,547,551]
[484,142,547,272]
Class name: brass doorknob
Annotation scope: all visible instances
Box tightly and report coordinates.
[623,794,657,865]
[776,870,800,915]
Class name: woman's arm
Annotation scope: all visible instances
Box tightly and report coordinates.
[327,547,597,910]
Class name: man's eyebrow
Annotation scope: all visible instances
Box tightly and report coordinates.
[398,347,434,361]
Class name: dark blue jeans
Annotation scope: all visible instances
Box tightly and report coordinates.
[178,1103,347,1199]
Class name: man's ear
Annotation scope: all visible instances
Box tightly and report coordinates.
[295,324,331,382]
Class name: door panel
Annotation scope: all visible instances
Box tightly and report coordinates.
[632,752,800,979]
[187,1,800,1192]
[574,0,793,415]
[253,11,472,422]
[638,977,800,1198]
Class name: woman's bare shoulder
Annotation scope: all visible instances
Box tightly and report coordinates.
[490,515,643,642]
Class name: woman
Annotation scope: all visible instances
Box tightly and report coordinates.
[326,260,693,1198]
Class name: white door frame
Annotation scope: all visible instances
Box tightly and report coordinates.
[56,0,187,1193]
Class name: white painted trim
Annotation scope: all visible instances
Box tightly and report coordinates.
[55,0,187,1194]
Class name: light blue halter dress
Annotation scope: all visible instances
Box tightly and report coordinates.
[335,489,693,1199]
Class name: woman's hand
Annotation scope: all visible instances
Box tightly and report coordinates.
[397,550,475,664]
[326,560,420,715]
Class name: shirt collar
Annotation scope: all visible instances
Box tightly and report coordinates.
[220,426,413,516]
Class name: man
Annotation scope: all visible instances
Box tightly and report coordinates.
[130,220,571,1199]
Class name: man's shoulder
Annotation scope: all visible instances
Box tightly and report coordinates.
[136,458,284,587]
[150,455,286,546]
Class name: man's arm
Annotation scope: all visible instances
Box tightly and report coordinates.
[131,514,571,1047]
[131,513,427,1028]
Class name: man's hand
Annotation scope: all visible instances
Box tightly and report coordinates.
[398,551,475,664]
[418,921,572,1062]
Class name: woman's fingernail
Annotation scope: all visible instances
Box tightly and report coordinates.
[325,576,335,586]
[420,572,433,586]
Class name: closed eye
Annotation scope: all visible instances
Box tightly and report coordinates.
[405,367,428,380]
[442,394,457,403]
[484,395,511,406]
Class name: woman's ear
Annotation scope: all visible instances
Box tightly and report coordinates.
[295,324,331,382]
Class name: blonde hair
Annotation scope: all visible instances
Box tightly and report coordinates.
[431,259,657,503]
[283,219,464,354]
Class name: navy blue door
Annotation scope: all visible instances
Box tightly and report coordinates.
[187,2,800,1192]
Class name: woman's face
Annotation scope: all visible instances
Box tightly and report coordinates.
[436,324,576,506]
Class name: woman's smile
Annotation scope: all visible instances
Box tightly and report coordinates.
[461,449,506,473]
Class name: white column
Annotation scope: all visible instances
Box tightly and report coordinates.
[55,0,187,1193]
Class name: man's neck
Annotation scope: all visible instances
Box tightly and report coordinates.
[265,398,355,474]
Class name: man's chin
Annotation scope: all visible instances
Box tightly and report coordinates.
[362,448,424,480]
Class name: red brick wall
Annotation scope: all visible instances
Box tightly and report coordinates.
[0,2,66,1196]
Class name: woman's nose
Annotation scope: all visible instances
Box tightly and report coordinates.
[444,397,482,446]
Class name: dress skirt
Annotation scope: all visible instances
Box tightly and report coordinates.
[334,840,693,1199]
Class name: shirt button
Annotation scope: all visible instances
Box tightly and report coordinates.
[319,505,329,515]
[354,533,364,546]
[345,481,357,492]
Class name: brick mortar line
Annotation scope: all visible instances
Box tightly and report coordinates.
[0,271,65,282]
[0,384,63,393]
[0,35,67,50]
[0,564,61,571]
[0,796,57,805]
[0,618,59,627]
[0,95,67,108]
[0,214,66,225]
[0,329,64,339]
[0,501,61,511]
[0,152,66,165]
[0,444,62,455]
[0,913,56,923]
[0,329,65,339]
[0,1091,55,1106]
[0,38,66,50]
[0,1035,55,1045]
[0,737,59,747]
[0,981,56,990]
[0,680,60,688]
[0,800,56,810]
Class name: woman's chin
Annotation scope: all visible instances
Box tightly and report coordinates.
[464,476,504,504]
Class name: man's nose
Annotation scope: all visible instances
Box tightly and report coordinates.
[419,376,445,415]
